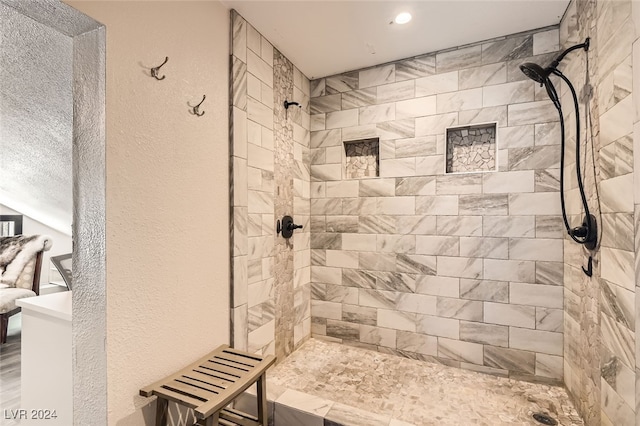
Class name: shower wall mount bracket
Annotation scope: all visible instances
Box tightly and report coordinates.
[571,214,597,251]
[284,100,301,109]
[519,37,598,260]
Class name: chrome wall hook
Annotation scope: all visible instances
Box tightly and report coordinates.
[150,56,168,80]
[192,95,206,116]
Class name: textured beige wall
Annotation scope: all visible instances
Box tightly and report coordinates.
[65,1,229,424]
[0,2,73,236]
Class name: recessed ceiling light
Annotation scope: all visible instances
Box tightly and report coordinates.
[394,12,412,25]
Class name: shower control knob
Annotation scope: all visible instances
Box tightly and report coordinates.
[277,215,302,239]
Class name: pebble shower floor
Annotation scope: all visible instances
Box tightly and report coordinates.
[266,338,583,426]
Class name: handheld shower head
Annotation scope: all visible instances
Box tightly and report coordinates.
[518,62,560,109]
[519,38,590,84]
[519,62,551,84]
[519,38,590,110]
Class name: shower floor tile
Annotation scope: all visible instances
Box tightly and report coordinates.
[267,338,583,426]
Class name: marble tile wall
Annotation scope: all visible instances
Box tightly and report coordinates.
[310,27,565,382]
[230,11,311,360]
[559,1,637,425]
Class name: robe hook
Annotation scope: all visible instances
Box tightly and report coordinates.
[151,56,168,80]
[192,95,206,116]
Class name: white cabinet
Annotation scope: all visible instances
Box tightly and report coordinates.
[16,292,72,425]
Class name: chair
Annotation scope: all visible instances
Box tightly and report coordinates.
[50,253,72,290]
[0,235,52,344]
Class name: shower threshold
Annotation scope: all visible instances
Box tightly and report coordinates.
[234,338,583,426]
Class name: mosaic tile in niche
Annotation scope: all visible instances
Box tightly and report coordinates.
[344,138,379,179]
[446,123,497,173]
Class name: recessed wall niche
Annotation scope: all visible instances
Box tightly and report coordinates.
[445,122,497,174]
[344,138,379,179]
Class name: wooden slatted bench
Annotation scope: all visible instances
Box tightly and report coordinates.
[140,345,276,426]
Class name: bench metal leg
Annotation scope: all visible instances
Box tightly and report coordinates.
[257,374,267,426]
[155,398,168,426]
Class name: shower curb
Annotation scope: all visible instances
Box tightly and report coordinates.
[235,381,414,426]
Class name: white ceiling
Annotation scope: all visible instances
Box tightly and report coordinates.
[223,1,570,79]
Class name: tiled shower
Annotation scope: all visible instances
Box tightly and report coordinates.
[308,25,566,384]
[230,0,640,424]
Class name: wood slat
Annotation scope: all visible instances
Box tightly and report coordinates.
[164,380,214,402]
[215,351,258,368]
[153,386,204,409]
[224,407,259,422]
[201,360,244,378]
[210,356,251,372]
[175,376,222,395]
[183,371,230,390]
[192,367,238,383]
[140,344,231,397]
[222,348,263,362]
[220,408,260,426]
[195,417,228,426]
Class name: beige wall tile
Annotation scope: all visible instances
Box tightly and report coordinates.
[509,327,562,356]
[484,302,535,328]
[359,64,395,88]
